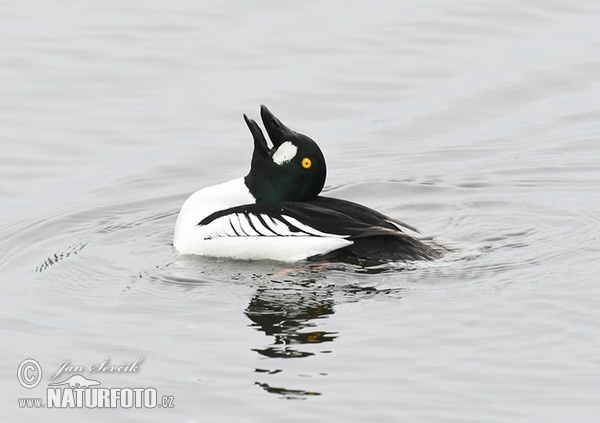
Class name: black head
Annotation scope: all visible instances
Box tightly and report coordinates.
[244,105,326,202]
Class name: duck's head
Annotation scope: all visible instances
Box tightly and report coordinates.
[244,105,326,202]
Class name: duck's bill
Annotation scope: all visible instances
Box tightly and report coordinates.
[243,114,270,157]
[260,105,295,148]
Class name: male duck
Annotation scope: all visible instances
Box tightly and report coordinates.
[173,106,442,262]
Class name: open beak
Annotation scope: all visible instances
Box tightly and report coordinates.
[260,105,296,148]
[243,114,270,158]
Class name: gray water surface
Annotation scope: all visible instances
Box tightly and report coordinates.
[1,1,600,422]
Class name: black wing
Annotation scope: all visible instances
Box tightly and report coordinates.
[199,197,442,262]
[310,196,421,233]
[198,200,411,240]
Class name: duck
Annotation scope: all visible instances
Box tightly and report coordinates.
[173,105,442,263]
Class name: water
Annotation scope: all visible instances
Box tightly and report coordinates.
[2,0,600,421]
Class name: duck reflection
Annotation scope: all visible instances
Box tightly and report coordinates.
[245,279,338,399]
[160,256,404,400]
[245,284,338,359]
[245,270,401,399]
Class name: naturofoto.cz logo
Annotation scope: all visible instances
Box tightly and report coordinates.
[17,358,174,409]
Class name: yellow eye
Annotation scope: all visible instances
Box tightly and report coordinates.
[301,157,312,169]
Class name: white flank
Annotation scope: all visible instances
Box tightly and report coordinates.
[272,141,298,165]
[181,236,353,262]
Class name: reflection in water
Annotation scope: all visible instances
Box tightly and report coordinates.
[246,273,404,399]
[246,285,337,359]
[246,282,337,399]
[146,258,407,400]
[254,381,321,399]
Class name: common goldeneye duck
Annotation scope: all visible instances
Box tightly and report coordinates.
[173,105,442,263]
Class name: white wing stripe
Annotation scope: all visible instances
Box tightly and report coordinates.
[249,214,275,236]
[259,214,280,234]
[223,219,238,237]
[281,215,348,238]
[260,214,307,237]
[230,214,245,236]
[237,214,260,236]
[202,212,349,239]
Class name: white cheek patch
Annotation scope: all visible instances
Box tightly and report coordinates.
[272,141,298,165]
